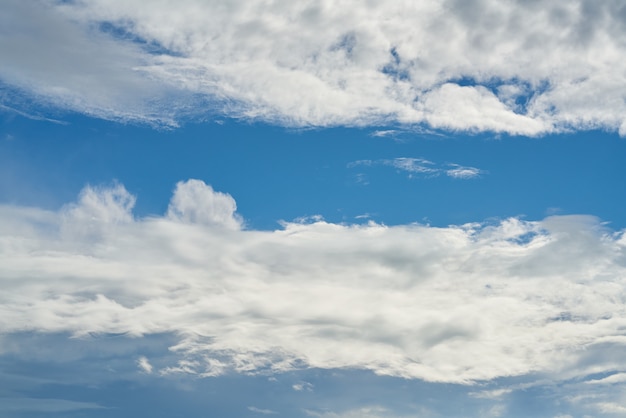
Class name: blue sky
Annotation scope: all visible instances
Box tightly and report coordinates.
[2,1,626,417]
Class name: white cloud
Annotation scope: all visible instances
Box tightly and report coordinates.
[349,158,483,180]
[2,181,626,390]
[484,404,506,418]
[137,356,153,374]
[469,388,513,399]
[1,398,104,413]
[305,406,392,418]
[0,0,185,126]
[167,179,242,230]
[3,1,626,134]
[585,372,626,385]
[389,157,438,175]
[248,406,278,415]
[445,164,484,179]
[596,402,626,414]
[370,130,398,138]
[292,381,314,392]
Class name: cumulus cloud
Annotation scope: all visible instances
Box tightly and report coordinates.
[3,0,626,134]
[2,180,626,391]
[167,179,242,230]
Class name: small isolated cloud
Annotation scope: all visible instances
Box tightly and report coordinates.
[445,164,484,179]
[248,406,278,415]
[349,158,484,180]
[292,381,314,392]
[353,173,370,186]
[137,356,153,374]
[370,130,398,138]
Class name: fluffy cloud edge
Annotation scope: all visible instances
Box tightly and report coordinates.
[3,0,626,135]
[2,180,626,388]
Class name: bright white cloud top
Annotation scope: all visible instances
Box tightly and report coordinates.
[2,2,626,416]
[2,180,626,389]
[3,0,626,134]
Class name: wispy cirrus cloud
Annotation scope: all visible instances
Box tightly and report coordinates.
[349,158,484,179]
[445,164,484,179]
[248,406,278,415]
[3,0,626,134]
[305,406,396,418]
[137,356,153,374]
[0,398,105,413]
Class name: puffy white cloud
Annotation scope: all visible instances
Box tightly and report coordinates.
[2,180,626,392]
[3,0,626,134]
[167,179,242,230]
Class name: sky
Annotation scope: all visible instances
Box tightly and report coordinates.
[1,1,626,417]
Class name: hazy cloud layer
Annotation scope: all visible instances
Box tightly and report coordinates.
[3,0,626,134]
[2,180,626,397]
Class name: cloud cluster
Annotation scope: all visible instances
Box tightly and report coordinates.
[3,0,626,134]
[2,180,626,392]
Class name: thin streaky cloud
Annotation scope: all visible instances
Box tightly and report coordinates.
[2,398,105,413]
[248,406,278,415]
[370,130,398,138]
[445,164,485,179]
[349,158,484,180]
[137,356,153,374]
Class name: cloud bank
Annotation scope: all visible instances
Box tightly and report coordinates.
[2,180,626,386]
[3,0,626,134]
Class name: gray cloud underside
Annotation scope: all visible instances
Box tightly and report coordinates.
[3,0,626,134]
[2,180,626,387]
